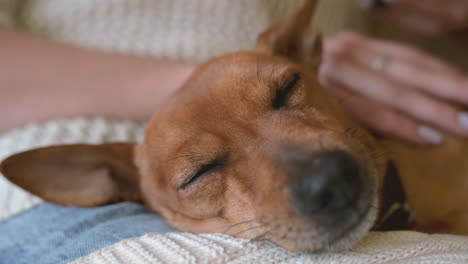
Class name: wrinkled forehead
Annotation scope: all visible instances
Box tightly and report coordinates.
[144,52,301,156]
[177,51,298,100]
[155,52,298,120]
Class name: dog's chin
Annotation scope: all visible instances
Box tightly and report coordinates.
[267,194,378,253]
[320,195,378,252]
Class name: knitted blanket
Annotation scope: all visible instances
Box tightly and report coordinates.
[74,231,468,264]
[1,119,468,264]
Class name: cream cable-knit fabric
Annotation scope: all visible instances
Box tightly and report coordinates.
[74,231,468,264]
[11,0,369,63]
[0,118,145,222]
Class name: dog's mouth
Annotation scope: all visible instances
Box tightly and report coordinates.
[320,192,378,252]
[237,150,380,253]
[248,149,380,252]
[255,186,378,253]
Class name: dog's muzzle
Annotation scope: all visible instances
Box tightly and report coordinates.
[289,150,363,217]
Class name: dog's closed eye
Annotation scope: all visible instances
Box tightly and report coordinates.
[178,156,227,191]
[272,72,301,109]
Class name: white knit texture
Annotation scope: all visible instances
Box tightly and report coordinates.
[15,0,369,63]
[74,231,468,264]
[0,118,145,222]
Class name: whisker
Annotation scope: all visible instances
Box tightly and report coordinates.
[251,230,271,241]
[233,225,264,237]
[223,218,259,233]
[249,223,281,243]
[259,228,291,252]
[221,226,274,257]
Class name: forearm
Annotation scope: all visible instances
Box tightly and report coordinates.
[0,26,194,132]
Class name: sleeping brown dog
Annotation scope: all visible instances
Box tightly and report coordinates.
[1,0,466,253]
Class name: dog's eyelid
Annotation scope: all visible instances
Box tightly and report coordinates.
[272,72,302,109]
[177,156,227,191]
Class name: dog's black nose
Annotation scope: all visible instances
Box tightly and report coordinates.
[291,150,362,215]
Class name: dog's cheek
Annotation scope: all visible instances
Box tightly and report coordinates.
[177,174,226,218]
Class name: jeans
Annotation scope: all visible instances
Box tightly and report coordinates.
[0,202,177,264]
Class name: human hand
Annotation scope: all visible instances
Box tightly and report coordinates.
[319,32,468,145]
[357,0,468,36]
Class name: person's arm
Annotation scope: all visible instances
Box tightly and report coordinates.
[0,26,195,132]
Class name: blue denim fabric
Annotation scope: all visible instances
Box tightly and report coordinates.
[0,202,177,264]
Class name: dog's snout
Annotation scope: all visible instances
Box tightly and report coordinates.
[291,150,362,216]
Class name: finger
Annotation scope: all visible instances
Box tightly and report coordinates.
[320,57,468,137]
[325,33,457,75]
[321,78,436,145]
[328,33,468,105]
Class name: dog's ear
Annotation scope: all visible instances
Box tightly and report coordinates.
[0,143,140,206]
[256,0,322,68]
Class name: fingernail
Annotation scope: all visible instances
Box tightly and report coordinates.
[458,111,468,130]
[418,125,443,145]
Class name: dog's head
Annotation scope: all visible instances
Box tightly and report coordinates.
[0,0,388,252]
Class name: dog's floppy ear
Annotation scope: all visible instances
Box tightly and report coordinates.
[0,143,140,206]
[256,0,322,68]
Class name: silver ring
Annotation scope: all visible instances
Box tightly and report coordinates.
[372,54,391,73]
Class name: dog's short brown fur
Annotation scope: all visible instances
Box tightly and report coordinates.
[1,0,467,252]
